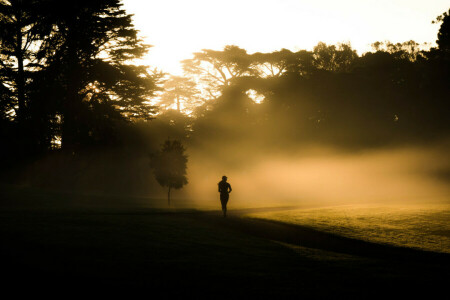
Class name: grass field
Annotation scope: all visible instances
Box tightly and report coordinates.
[247,204,450,254]
[1,184,449,298]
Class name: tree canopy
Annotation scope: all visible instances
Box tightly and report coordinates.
[0,0,158,161]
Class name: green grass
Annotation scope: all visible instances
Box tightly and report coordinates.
[247,204,450,253]
[1,184,449,298]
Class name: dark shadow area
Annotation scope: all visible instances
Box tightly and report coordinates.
[0,185,447,298]
[204,211,450,263]
[0,207,448,298]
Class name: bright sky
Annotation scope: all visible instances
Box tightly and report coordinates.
[122,0,449,75]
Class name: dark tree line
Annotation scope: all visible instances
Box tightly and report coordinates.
[174,9,449,151]
[0,0,157,167]
[0,3,448,194]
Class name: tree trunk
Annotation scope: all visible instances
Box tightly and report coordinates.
[167,186,171,206]
[61,21,81,153]
[16,17,25,123]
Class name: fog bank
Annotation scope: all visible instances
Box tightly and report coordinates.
[185,144,450,209]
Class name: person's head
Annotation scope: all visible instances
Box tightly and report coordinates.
[222,175,227,181]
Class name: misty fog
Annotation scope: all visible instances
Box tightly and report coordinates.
[185,141,450,209]
[1,2,449,213]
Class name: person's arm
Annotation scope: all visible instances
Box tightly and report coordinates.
[228,184,232,193]
[218,183,221,193]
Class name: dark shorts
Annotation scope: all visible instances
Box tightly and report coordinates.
[220,193,229,209]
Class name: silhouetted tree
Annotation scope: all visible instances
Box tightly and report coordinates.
[0,0,57,159]
[151,139,188,206]
[313,42,358,72]
[160,75,200,113]
[182,45,256,98]
[371,40,426,61]
[39,0,157,151]
[0,0,159,157]
[0,0,46,123]
[434,9,450,52]
[186,28,449,149]
[251,49,297,78]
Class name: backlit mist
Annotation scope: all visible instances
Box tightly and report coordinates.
[1,1,449,297]
[186,143,450,208]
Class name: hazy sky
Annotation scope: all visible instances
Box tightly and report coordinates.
[123,0,449,75]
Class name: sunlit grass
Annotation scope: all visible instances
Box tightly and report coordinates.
[247,204,450,253]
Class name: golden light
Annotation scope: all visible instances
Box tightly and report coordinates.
[122,0,448,75]
[246,89,265,104]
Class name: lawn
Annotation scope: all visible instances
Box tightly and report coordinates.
[0,185,448,298]
[247,204,450,253]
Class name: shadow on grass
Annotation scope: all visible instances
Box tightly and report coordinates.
[1,185,448,297]
[199,210,450,264]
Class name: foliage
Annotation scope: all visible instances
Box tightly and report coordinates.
[250,49,315,78]
[41,0,157,150]
[150,139,188,205]
[178,9,450,149]
[1,3,449,181]
[371,40,427,61]
[0,0,158,158]
[185,34,449,149]
[312,42,358,72]
[160,75,201,113]
[0,0,50,121]
[182,45,257,99]
[434,9,450,52]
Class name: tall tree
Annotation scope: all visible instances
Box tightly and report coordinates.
[160,75,200,113]
[40,0,157,151]
[182,45,256,98]
[0,0,48,122]
[434,9,450,52]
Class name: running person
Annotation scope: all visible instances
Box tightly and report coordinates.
[218,175,232,217]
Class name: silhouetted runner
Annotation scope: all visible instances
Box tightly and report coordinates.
[218,175,232,217]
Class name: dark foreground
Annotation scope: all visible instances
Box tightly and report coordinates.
[1,185,448,298]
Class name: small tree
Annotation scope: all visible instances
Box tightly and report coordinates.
[151,139,188,206]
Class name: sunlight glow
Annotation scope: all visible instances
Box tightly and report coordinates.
[246,89,265,104]
[122,0,449,75]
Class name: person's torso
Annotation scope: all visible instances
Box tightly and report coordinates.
[218,181,230,193]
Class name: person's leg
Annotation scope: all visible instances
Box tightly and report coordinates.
[220,197,225,216]
[221,199,226,216]
[223,196,229,217]
[220,194,229,217]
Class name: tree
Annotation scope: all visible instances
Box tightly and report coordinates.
[39,0,157,151]
[151,139,188,206]
[313,42,358,72]
[250,49,316,78]
[0,0,59,158]
[251,49,296,78]
[370,40,427,61]
[0,0,159,156]
[182,45,256,99]
[160,75,200,113]
[433,9,450,52]
[0,0,50,122]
